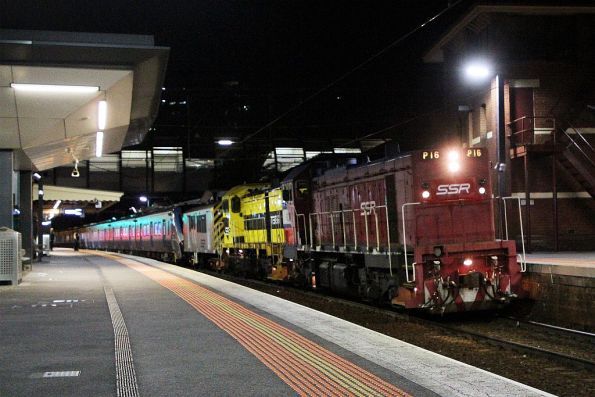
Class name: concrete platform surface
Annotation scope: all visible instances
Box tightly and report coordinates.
[0,249,555,397]
[522,252,595,277]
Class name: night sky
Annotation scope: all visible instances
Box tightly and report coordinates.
[2,1,455,86]
[2,1,469,150]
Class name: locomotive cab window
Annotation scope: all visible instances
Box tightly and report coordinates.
[231,196,241,213]
[296,181,309,197]
[221,199,229,212]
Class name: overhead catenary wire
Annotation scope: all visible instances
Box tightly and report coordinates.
[238,0,466,146]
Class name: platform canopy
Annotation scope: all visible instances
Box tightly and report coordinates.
[33,185,123,202]
[0,29,169,171]
[33,184,124,217]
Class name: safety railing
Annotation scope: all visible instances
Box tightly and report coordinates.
[302,204,394,276]
[401,202,420,282]
[502,196,527,272]
[294,213,308,246]
[560,124,595,169]
[508,116,556,145]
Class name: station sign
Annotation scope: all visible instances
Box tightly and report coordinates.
[64,208,84,217]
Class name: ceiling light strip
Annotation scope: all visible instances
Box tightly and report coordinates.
[96,131,104,158]
[97,100,107,130]
[10,83,99,93]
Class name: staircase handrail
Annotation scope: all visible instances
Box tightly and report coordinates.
[559,124,595,168]
[562,123,594,153]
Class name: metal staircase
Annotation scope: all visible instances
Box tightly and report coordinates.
[556,126,595,199]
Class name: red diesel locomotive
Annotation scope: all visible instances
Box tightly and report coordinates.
[280,147,524,312]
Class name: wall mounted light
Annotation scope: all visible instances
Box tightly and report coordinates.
[463,61,491,83]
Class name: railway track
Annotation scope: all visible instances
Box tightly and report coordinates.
[429,318,595,371]
[198,269,595,372]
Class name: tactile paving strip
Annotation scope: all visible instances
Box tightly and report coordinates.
[105,286,140,397]
[110,255,411,397]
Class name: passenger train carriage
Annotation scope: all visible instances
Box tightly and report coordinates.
[183,204,217,262]
[77,207,185,262]
[60,147,525,313]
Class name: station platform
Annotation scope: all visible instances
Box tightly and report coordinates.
[522,252,595,278]
[0,249,554,397]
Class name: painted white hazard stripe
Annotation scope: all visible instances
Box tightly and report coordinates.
[42,371,80,378]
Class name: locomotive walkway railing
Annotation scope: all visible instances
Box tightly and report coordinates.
[295,213,308,246]
[501,196,527,272]
[401,202,420,283]
[299,204,394,276]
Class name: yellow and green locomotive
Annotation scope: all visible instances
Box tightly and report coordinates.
[213,183,287,277]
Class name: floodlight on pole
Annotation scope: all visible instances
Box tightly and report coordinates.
[462,58,507,238]
[463,61,492,83]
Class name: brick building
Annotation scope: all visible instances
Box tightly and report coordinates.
[423,4,595,250]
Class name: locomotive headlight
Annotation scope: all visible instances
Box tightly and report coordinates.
[422,190,430,199]
[478,178,487,195]
[447,161,461,173]
[463,258,473,266]
[447,151,461,173]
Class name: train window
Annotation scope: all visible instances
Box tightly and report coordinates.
[197,215,207,233]
[222,200,229,212]
[296,181,309,197]
[282,189,292,201]
[231,196,241,213]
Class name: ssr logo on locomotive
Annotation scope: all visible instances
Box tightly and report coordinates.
[436,183,471,195]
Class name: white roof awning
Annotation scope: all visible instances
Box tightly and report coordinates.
[0,29,169,171]
[33,185,123,202]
